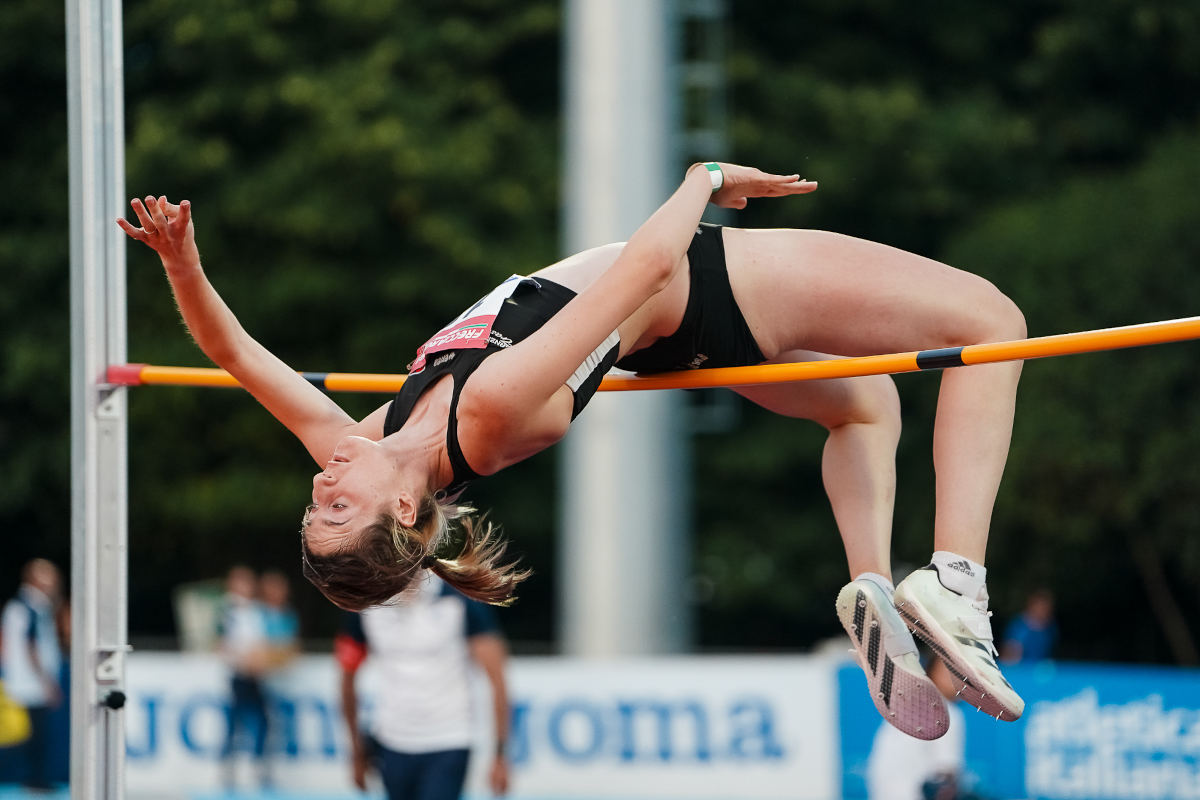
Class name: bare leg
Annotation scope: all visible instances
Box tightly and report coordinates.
[930,361,1022,561]
[724,228,1026,566]
[736,352,901,579]
[750,356,956,740]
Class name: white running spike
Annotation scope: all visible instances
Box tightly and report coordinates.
[893,568,1024,723]
[838,578,954,740]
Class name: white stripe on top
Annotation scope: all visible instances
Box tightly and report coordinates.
[566,329,620,392]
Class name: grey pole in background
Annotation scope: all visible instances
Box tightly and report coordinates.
[68,0,129,795]
[559,0,691,655]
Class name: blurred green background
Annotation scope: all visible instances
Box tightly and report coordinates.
[3,0,1200,661]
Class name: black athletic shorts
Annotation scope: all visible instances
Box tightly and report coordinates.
[615,223,765,373]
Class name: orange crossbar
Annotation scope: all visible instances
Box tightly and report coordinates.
[108,316,1200,393]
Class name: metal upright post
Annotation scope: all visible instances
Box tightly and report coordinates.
[559,0,691,655]
[679,0,728,166]
[68,0,129,796]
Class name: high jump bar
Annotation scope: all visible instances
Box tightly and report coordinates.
[107,315,1200,394]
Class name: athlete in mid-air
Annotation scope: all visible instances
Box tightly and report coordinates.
[120,160,1026,739]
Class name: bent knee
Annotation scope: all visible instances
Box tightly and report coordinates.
[953,276,1027,345]
[987,288,1027,342]
[819,374,901,433]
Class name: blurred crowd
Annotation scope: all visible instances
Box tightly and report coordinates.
[217,564,301,791]
[1,558,514,799]
[3,559,1050,800]
[215,563,511,800]
[0,559,69,792]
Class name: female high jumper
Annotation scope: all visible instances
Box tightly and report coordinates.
[119,161,1026,739]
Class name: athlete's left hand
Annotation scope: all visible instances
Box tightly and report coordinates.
[693,162,817,209]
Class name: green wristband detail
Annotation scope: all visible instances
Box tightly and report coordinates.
[701,162,723,193]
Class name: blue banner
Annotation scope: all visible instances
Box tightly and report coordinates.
[839,660,1200,800]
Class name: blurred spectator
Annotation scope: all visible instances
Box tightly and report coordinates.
[337,573,511,800]
[867,660,984,800]
[0,559,64,791]
[217,565,272,790]
[1001,588,1058,664]
[259,570,300,671]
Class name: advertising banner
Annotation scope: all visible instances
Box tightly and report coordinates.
[506,656,837,799]
[123,653,839,800]
[838,660,1200,800]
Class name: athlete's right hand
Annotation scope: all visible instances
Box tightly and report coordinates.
[117,195,199,272]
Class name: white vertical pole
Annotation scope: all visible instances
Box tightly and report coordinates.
[560,0,691,655]
[68,0,128,795]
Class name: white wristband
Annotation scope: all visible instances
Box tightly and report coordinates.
[700,162,723,193]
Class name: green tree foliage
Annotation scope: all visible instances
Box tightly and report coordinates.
[4,0,1200,656]
[0,2,72,592]
[946,133,1200,662]
[0,0,566,638]
[690,0,1200,658]
[119,0,565,637]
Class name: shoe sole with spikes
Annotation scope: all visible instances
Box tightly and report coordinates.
[894,569,1024,721]
[836,580,949,740]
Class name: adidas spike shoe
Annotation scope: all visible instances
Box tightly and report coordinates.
[894,567,1024,721]
[836,579,950,740]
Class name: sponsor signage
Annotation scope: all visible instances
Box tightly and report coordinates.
[124,653,838,799]
[838,661,1200,800]
[506,657,837,799]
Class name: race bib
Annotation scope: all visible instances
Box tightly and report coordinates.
[408,275,527,374]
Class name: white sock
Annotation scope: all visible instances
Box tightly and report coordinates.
[855,571,895,600]
[930,551,987,599]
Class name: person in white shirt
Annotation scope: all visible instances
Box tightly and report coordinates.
[1,559,63,791]
[336,574,510,799]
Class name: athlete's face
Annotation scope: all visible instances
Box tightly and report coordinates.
[306,436,414,554]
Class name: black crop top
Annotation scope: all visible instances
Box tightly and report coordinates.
[383,277,620,498]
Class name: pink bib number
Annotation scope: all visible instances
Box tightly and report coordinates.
[408,275,526,374]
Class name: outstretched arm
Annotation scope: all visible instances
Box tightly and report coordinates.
[471,164,815,421]
[118,196,360,464]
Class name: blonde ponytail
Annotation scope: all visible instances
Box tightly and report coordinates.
[301,493,529,611]
[426,513,531,606]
